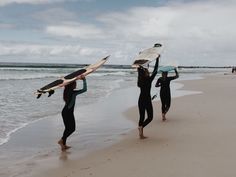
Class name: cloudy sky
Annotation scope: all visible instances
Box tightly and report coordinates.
[0,0,235,66]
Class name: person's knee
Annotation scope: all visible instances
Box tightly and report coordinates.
[138,122,143,127]
[147,115,153,122]
[72,125,76,132]
[69,124,76,134]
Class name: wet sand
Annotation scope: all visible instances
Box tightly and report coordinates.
[2,74,236,177]
[38,74,236,177]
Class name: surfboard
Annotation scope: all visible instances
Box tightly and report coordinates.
[132,43,162,68]
[158,66,176,73]
[35,55,110,98]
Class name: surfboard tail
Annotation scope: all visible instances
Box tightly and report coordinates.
[35,90,46,99]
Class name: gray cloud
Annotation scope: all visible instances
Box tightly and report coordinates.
[45,22,105,39]
[0,0,92,6]
[0,0,66,6]
[0,0,235,66]
[32,8,76,23]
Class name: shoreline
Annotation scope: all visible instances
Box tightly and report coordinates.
[0,75,128,146]
[0,73,204,177]
[0,71,201,147]
[0,85,139,177]
[2,73,234,177]
[36,73,236,177]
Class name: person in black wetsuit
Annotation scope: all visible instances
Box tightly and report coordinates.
[137,56,159,139]
[58,76,87,151]
[155,68,179,121]
[232,67,236,73]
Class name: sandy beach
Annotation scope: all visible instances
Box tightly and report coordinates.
[27,73,234,177]
[1,73,236,177]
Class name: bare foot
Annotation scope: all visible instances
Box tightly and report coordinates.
[138,127,148,139]
[139,135,148,139]
[58,139,66,151]
[64,145,71,150]
[162,113,166,121]
[138,127,142,136]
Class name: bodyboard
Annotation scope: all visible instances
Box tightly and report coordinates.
[159,66,175,73]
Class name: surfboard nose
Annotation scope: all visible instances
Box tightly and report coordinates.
[154,43,162,47]
[103,55,110,60]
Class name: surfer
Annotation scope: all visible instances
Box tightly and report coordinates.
[137,56,159,139]
[232,67,236,73]
[58,76,87,151]
[155,68,179,121]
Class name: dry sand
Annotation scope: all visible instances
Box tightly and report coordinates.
[34,74,236,177]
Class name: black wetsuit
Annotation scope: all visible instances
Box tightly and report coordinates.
[61,79,87,145]
[138,59,159,127]
[155,75,177,114]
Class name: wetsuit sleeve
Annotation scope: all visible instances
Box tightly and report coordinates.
[73,79,87,96]
[67,79,87,109]
[169,69,179,81]
[150,57,159,81]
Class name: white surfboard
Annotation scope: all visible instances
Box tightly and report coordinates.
[132,43,162,68]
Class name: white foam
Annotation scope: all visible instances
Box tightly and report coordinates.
[0,123,28,146]
[0,74,59,80]
[90,71,127,77]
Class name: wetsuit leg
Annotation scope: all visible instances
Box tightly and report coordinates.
[138,97,145,127]
[160,93,166,113]
[142,99,153,127]
[161,91,172,114]
[165,93,171,113]
[61,108,76,145]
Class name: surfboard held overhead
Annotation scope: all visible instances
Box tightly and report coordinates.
[158,66,176,73]
[132,43,162,68]
[35,55,110,98]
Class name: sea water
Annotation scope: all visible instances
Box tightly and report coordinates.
[0,65,228,146]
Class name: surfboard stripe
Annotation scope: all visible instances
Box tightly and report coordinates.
[132,59,149,65]
[64,69,86,79]
[40,79,64,90]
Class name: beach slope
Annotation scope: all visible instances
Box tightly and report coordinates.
[39,74,236,177]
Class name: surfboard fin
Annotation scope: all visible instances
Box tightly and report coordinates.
[48,90,55,97]
[37,94,42,99]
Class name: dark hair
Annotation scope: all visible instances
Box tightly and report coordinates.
[63,81,76,103]
[162,72,168,78]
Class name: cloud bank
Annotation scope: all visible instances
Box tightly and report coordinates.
[0,42,107,63]
[46,23,105,39]
[0,0,235,66]
[0,0,92,6]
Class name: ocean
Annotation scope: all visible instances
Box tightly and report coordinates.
[0,64,229,146]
